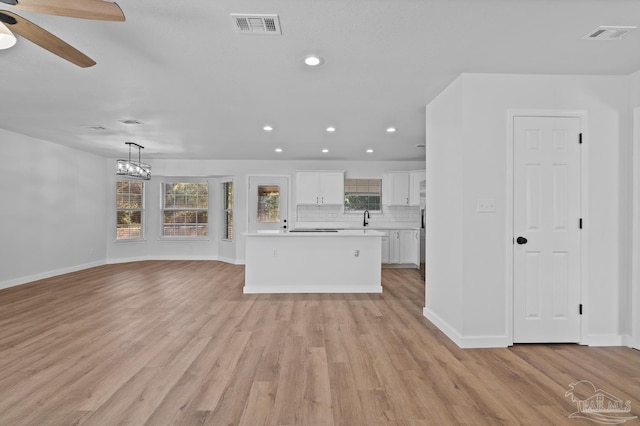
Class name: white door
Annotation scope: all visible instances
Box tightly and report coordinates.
[248,176,289,233]
[513,116,582,343]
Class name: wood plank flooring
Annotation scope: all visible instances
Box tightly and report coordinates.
[0,260,638,425]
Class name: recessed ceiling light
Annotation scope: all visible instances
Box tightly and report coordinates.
[304,55,324,67]
[322,149,329,153]
[263,125,274,131]
[326,126,336,132]
[366,149,374,153]
[386,127,397,133]
[275,148,283,153]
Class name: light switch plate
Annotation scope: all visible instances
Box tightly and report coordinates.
[477,198,496,213]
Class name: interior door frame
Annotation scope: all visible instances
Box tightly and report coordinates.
[632,108,640,350]
[506,109,589,346]
[246,174,291,232]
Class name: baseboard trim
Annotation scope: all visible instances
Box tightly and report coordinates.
[218,256,244,265]
[106,255,238,264]
[583,334,624,347]
[0,260,106,291]
[422,307,510,349]
[244,284,383,294]
[2,257,241,291]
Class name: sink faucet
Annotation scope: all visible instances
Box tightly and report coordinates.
[363,210,370,227]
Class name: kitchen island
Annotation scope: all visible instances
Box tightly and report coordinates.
[243,229,384,293]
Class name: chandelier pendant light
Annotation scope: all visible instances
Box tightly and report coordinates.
[116,142,151,180]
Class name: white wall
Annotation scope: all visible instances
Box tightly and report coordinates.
[628,71,640,348]
[0,129,108,289]
[424,78,465,335]
[424,73,630,347]
[106,159,425,265]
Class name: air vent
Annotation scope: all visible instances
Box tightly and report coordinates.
[583,26,636,40]
[231,14,282,35]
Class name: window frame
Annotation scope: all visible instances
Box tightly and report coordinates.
[160,180,210,240]
[116,179,145,242]
[344,178,383,212]
[222,180,233,241]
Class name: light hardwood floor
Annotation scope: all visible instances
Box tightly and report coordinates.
[0,261,638,425]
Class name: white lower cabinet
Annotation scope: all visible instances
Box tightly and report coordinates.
[388,230,401,264]
[381,234,390,263]
[400,230,420,265]
[383,229,419,266]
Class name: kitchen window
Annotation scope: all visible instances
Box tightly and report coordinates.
[222,180,233,241]
[162,182,208,238]
[344,178,382,211]
[116,180,144,240]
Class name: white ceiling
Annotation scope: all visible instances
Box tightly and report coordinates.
[2,0,640,161]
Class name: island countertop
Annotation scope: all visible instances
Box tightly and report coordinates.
[244,229,386,237]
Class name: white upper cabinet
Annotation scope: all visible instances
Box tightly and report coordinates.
[296,171,344,205]
[409,170,426,206]
[384,172,410,206]
[384,170,425,206]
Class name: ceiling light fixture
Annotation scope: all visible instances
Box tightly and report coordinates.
[366,149,374,153]
[322,149,329,153]
[275,148,283,153]
[386,127,397,133]
[263,125,274,131]
[0,22,16,50]
[116,142,151,180]
[326,126,336,132]
[304,55,324,67]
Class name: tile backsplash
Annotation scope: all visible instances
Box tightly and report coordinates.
[296,205,421,228]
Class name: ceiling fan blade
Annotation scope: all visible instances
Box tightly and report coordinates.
[0,10,96,67]
[5,0,124,22]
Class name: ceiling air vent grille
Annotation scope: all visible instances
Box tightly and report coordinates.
[231,14,282,35]
[582,26,636,40]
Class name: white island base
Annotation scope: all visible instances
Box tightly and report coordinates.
[244,230,383,294]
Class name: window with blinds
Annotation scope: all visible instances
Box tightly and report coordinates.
[344,178,382,211]
[223,181,233,241]
[162,182,209,238]
[116,180,144,240]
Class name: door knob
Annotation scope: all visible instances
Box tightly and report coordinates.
[516,236,528,245]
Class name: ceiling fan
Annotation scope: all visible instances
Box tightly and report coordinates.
[0,0,125,68]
